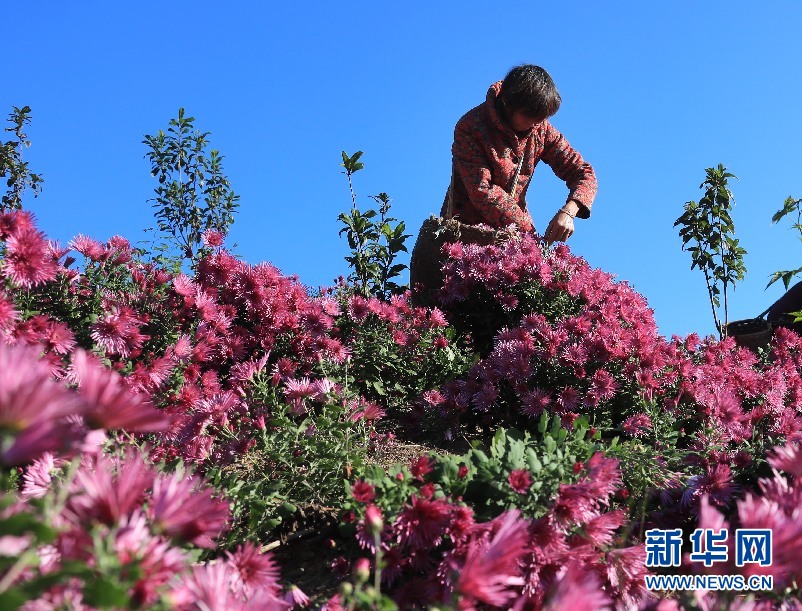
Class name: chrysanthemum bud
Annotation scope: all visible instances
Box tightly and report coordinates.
[365,504,383,535]
[353,557,371,584]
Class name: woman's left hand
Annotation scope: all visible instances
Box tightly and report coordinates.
[544,208,575,244]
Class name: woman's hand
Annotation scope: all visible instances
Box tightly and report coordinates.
[544,206,576,244]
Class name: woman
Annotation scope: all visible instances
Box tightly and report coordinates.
[410,64,598,303]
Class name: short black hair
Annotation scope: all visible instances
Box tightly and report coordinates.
[500,65,561,120]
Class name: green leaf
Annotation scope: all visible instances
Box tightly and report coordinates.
[0,512,57,543]
[0,589,27,609]
[82,575,131,608]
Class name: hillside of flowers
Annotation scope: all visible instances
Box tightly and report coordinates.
[3,199,802,610]
[2,120,802,609]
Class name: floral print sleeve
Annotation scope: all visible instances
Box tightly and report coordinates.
[540,123,597,219]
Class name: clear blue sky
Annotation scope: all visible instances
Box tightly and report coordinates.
[4,1,802,339]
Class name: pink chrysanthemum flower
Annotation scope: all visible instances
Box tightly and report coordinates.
[447,504,476,545]
[0,209,35,240]
[520,388,551,418]
[508,469,533,494]
[346,296,371,323]
[90,307,145,357]
[283,377,315,401]
[43,237,72,262]
[683,464,738,510]
[194,290,219,322]
[21,452,62,499]
[106,235,131,251]
[148,472,230,548]
[0,534,32,557]
[172,274,196,298]
[196,391,240,419]
[66,451,156,526]
[391,330,408,346]
[579,510,626,548]
[350,479,376,503]
[184,435,214,462]
[696,494,729,533]
[768,442,802,477]
[202,229,225,248]
[225,542,281,599]
[422,389,446,406]
[0,292,20,332]
[555,386,581,413]
[735,491,802,585]
[622,413,652,437]
[1,225,59,288]
[284,584,310,608]
[142,356,175,389]
[588,369,619,403]
[44,320,76,355]
[428,307,448,327]
[312,377,336,399]
[229,354,270,385]
[543,564,612,610]
[394,495,452,550]
[0,341,83,465]
[0,341,81,426]
[72,349,170,433]
[558,340,587,367]
[409,455,435,480]
[271,358,298,385]
[172,334,194,360]
[350,401,385,422]
[552,482,598,527]
[3,422,72,467]
[69,234,106,261]
[317,296,341,317]
[17,581,87,609]
[585,453,623,500]
[115,510,189,607]
[605,545,649,606]
[170,563,244,611]
[455,510,528,608]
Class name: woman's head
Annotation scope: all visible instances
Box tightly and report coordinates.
[500,65,561,125]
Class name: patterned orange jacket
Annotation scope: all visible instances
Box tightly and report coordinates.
[440,81,597,232]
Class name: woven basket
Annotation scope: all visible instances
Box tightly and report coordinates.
[726,318,774,352]
[409,216,496,306]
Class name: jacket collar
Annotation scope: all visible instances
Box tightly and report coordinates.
[485,81,543,143]
[485,81,514,136]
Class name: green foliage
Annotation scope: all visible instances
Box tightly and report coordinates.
[143,108,240,262]
[12,251,180,362]
[337,579,399,611]
[338,151,411,299]
[604,398,696,520]
[675,164,747,338]
[456,417,598,520]
[0,106,44,211]
[208,372,372,548]
[330,314,473,415]
[351,416,599,523]
[768,195,802,291]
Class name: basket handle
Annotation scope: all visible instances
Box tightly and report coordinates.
[757,290,788,320]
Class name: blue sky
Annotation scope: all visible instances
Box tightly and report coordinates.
[4,1,802,339]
